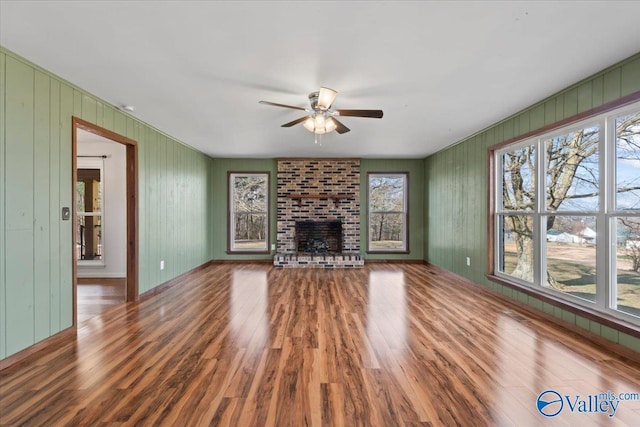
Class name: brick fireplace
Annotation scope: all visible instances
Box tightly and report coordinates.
[275,159,363,268]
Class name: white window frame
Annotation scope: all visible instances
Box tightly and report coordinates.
[492,99,640,325]
[77,158,105,266]
[367,172,409,253]
[228,172,270,253]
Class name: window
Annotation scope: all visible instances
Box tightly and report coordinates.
[492,100,640,323]
[228,172,269,253]
[76,158,104,265]
[368,173,408,252]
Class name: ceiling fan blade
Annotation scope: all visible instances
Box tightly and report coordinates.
[336,109,383,118]
[332,118,350,134]
[259,100,306,111]
[281,116,309,127]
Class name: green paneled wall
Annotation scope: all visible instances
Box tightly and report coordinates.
[211,158,278,260]
[360,159,424,260]
[0,47,212,359]
[425,52,640,352]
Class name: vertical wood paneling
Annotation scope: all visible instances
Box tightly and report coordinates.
[452,145,460,272]
[544,99,556,126]
[519,110,530,136]
[621,57,640,96]
[591,76,604,106]
[49,79,61,333]
[72,89,81,117]
[103,105,114,130]
[563,87,578,118]
[136,126,147,293]
[555,96,564,122]
[81,94,96,123]
[126,116,135,140]
[530,104,544,132]
[114,110,126,136]
[502,119,514,141]
[603,68,621,103]
[150,131,160,290]
[577,82,592,113]
[0,52,6,358]
[96,101,104,127]
[160,135,168,282]
[33,70,51,341]
[59,83,73,330]
[168,140,176,279]
[4,56,35,355]
[425,52,640,354]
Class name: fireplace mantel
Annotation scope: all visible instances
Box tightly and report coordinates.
[286,193,352,207]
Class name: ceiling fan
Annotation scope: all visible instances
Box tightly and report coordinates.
[259,87,383,135]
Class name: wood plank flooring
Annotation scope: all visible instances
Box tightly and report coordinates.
[77,278,127,323]
[1,263,640,426]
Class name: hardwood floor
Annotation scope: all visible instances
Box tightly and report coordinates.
[1,263,639,426]
[77,278,127,323]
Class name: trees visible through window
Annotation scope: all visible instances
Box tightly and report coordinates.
[229,172,269,253]
[493,100,640,322]
[368,173,408,252]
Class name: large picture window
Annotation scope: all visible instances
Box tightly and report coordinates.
[492,100,640,323]
[368,173,408,252]
[228,172,269,253]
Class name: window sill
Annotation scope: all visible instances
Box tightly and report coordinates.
[78,261,105,268]
[366,250,410,255]
[226,250,271,255]
[487,274,640,339]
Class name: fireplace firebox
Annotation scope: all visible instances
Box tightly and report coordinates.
[295,221,342,253]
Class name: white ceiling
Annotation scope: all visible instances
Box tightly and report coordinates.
[1,1,639,159]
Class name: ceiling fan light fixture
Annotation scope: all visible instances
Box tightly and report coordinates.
[303,114,334,134]
[317,87,337,110]
[325,118,337,133]
[303,117,315,132]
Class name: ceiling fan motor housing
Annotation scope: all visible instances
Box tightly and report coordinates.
[308,91,321,111]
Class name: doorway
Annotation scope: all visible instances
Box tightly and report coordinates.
[72,117,138,325]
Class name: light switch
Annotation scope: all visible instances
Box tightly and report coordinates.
[61,207,70,220]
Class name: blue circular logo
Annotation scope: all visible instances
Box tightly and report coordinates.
[537,390,563,417]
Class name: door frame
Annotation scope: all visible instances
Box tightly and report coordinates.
[72,117,138,324]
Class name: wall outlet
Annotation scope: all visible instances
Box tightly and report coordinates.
[160,260,165,270]
[466,257,471,266]
[271,243,276,251]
